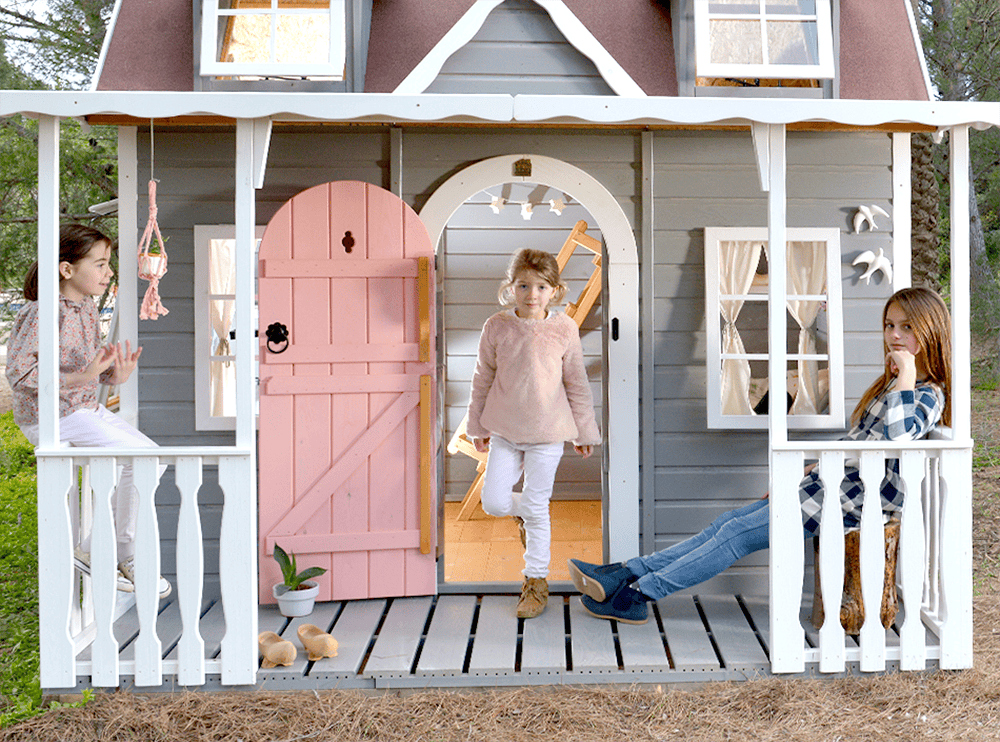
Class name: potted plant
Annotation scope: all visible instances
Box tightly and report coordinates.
[271,544,327,617]
[139,237,167,278]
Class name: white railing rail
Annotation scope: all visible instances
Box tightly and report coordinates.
[769,434,973,674]
[37,446,257,689]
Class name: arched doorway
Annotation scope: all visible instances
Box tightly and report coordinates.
[420,155,639,562]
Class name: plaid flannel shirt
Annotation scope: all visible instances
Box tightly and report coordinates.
[799,381,945,535]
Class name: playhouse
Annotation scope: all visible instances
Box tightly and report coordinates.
[2,0,998,690]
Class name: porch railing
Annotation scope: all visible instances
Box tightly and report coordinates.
[37,447,257,689]
[769,431,973,674]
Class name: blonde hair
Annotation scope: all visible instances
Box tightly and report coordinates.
[497,249,567,307]
[852,287,952,427]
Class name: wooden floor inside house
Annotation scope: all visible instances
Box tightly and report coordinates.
[443,500,603,583]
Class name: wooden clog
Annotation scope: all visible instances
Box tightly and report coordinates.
[297,623,339,661]
[258,631,296,668]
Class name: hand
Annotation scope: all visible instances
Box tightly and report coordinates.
[473,437,490,453]
[886,349,917,390]
[574,444,593,458]
[106,341,143,385]
[80,344,116,384]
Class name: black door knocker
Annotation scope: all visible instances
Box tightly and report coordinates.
[265,322,289,354]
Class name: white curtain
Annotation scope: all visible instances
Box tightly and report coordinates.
[209,239,237,418]
[786,241,826,415]
[719,240,764,415]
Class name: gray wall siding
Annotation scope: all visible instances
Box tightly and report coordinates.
[424,0,614,95]
[137,125,893,596]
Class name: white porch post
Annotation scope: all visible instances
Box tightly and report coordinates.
[766,123,806,673]
[218,119,259,684]
[116,126,139,424]
[939,124,973,667]
[36,115,76,688]
[892,133,912,291]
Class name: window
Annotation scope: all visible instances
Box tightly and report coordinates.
[704,227,844,430]
[200,0,346,79]
[193,225,264,431]
[694,0,835,82]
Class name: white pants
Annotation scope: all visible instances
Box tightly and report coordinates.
[480,436,564,579]
[21,405,164,561]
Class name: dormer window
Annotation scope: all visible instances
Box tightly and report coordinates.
[694,0,834,83]
[200,0,345,79]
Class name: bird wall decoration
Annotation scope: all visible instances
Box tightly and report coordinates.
[853,204,890,233]
[852,248,893,284]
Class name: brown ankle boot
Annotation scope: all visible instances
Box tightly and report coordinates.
[517,577,548,618]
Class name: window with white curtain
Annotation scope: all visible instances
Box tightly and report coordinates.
[694,0,835,82]
[193,225,264,431]
[704,227,844,430]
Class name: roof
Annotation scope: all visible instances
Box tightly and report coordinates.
[92,0,929,102]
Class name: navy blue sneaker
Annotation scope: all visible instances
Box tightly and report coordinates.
[581,585,649,625]
[568,559,635,602]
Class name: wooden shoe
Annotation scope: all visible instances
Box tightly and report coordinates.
[516,577,548,618]
[258,631,296,668]
[297,623,339,660]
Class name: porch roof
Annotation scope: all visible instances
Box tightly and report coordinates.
[2,91,998,131]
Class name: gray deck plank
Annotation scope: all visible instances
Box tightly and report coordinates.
[657,595,719,671]
[617,605,670,672]
[163,599,225,661]
[567,597,618,672]
[364,597,433,676]
[468,596,518,674]
[310,599,386,678]
[521,597,566,672]
[117,599,184,663]
[698,595,769,671]
[416,596,477,674]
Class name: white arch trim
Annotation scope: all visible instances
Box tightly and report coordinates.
[420,154,640,561]
[393,0,645,97]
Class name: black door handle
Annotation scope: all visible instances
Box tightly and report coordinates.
[265,322,289,354]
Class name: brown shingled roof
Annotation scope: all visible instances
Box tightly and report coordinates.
[96,0,193,92]
[839,0,929,101]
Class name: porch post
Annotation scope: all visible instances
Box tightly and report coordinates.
[939,124,973,667]
[765,123,805,673]
[116,126,139,424]
[217,118,259,684]
[892,133,912,291]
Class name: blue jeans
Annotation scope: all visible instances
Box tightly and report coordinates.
[626,498,774,601]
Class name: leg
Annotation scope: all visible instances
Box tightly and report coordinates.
[479,436,523,518]
[517,441,564,579]
[632,498,771,601]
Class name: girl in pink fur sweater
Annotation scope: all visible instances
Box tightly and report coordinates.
[467,249,601,618]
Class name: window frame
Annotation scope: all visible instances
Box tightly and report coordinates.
[193,224,265,431]
[199,0,346,79]
[694,0,835,81]
[704,226,844,430]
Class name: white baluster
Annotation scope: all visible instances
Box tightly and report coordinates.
[132,456,163,686]
[38,457,77,688]
[768,450,805,673]
[89,457,120,686]
[218,455,258,684]
[923,456,941,613]
[817,451,845,672]
[78,465,95,631]
[938,447,973,668]
[897,449,927,670]
[175,457,205,686]
[856,450,886,671]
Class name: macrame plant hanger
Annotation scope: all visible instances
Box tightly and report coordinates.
[137,119,169,320]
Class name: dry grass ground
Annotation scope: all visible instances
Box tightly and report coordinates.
[3,371,1000,741]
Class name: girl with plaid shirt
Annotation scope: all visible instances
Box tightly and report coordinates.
[568,287,951,624]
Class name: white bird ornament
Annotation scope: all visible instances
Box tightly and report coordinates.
[852,248,893,285]
[853,204,890,233]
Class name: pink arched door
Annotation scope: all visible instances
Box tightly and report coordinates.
[257,181,437,602]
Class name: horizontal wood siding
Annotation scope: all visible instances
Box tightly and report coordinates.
[424,0,614,96]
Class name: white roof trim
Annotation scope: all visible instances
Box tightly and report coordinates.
[902,0,936,102]
[392,0,645,97]
[2,91,997,130]
[89,0,124,92]
[393,0,505,94]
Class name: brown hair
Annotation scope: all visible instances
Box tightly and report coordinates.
[852,287,952,427]
[23,224,112,301]
[497,249,567,307]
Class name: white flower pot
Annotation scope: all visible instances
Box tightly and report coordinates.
[273,581,319,617]
[139,255,165,276]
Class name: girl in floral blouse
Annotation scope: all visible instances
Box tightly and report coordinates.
[7,224,170,598]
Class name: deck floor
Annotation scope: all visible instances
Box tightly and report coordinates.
[72,589,936,692]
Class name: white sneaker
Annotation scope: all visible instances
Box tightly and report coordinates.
[117,557,172,599]
[74,548,133,592]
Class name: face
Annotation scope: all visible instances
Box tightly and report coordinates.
[60,241,113,302]
[884,302,922,359]
[513,270,556,319]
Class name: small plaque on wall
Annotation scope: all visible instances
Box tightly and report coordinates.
[513,158,532,177]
